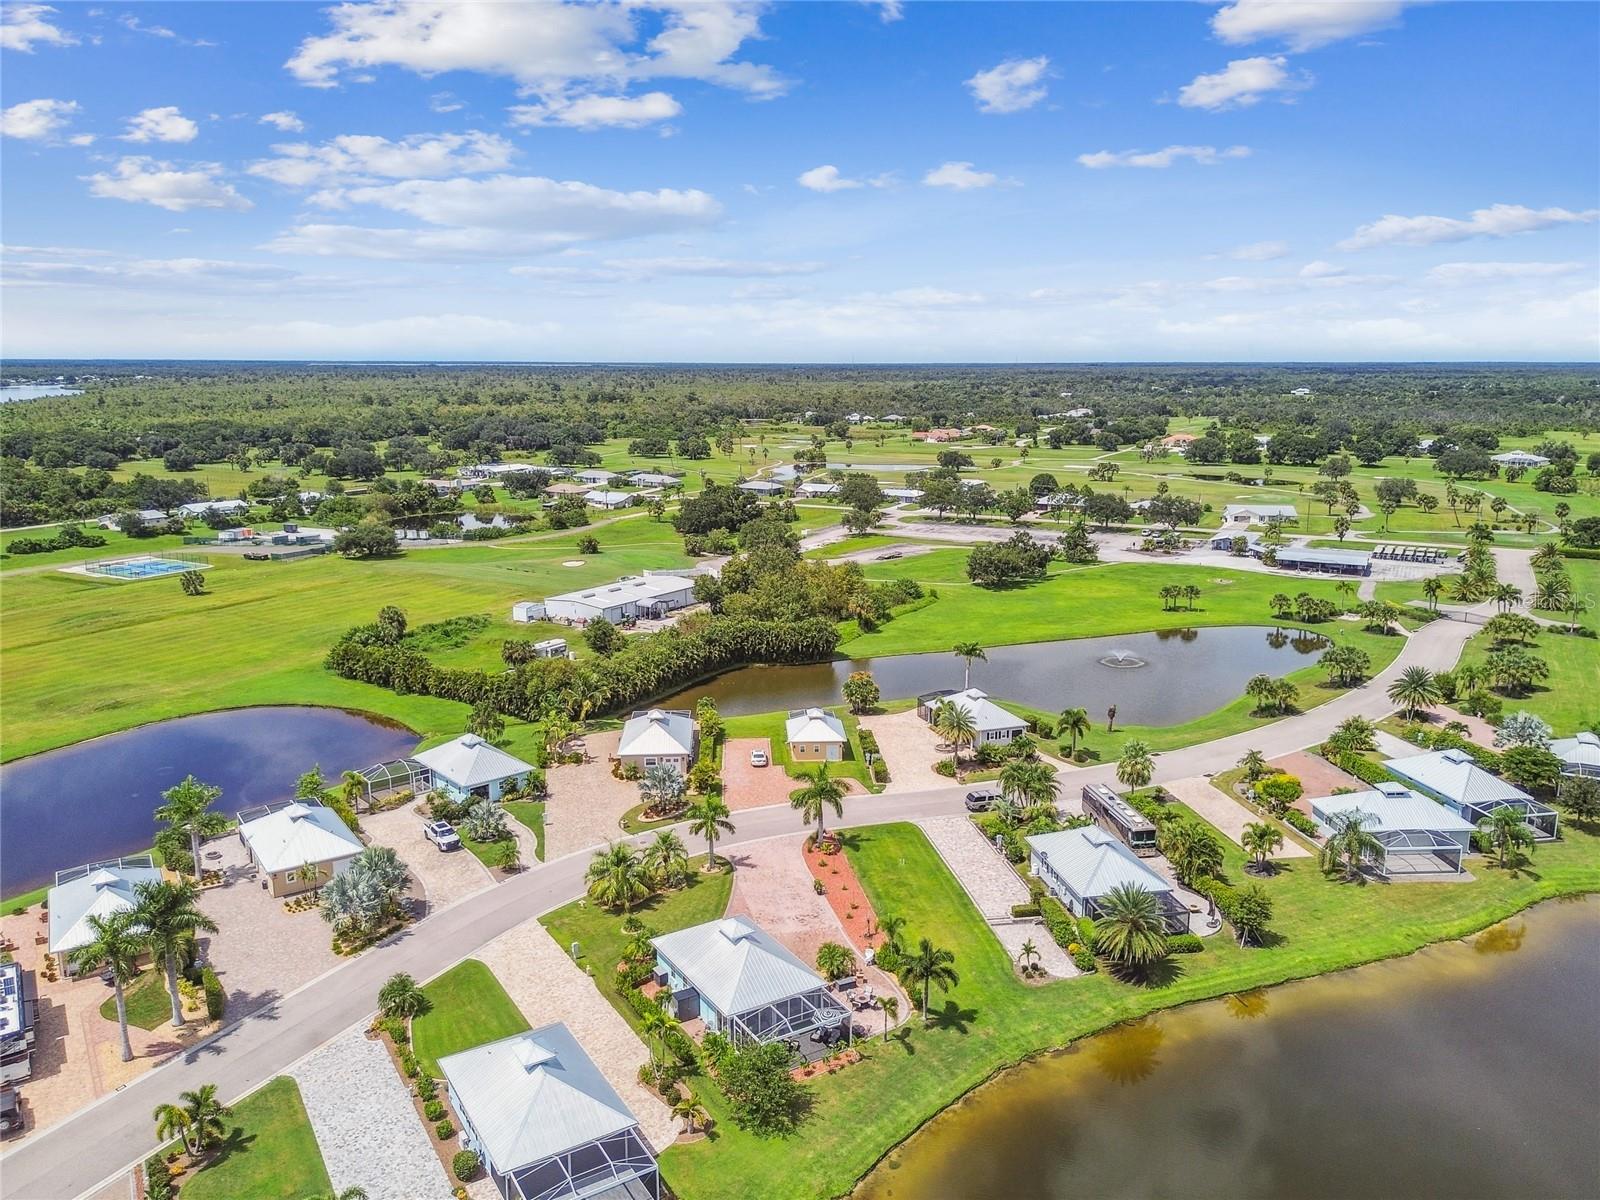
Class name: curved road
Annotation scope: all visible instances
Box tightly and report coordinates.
[1,610,1483,1200]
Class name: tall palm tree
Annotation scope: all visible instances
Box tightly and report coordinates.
[932,700,978,769]
[1237,749,1268,782]
[791,764,846,842]
[1241,822,1284,872]
[878,995,899,1041]
[152,1100,194,1155]
[1386,666,1442,720]
[1057,707,1091,757]
[1319,809,1383,880]
[897,937,959,1022]
[177,1083,231,1155]
[377,972,431,1020]
[1092,884,1170,968]
[953,641,987,689]
[685,796,734,870]
[999,758,1057,813]
[1477,806,1536,869]
[1116,739,1155,790]
[134,879,218,1029]
[153,775,229,880]
[875,914,906,961]
[69,910,146,1062]
[1421,576,1443,612]
[1493,583,1523,613]
[585,843,651,912]
[644,830,690,887]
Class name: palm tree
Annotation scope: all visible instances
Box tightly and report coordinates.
[1421,576,1443,612]
[1241,822,1284,872]
[1092,884,1170,968]
[878,995,899,1040]
[153,1100,194,1155]
[69,910,146,1062]
[337,770,367,813]
[1237,748,1268,782]
[932,700,978,769]
[875,913,906,962]
[1158,819,1223,886]
[953,641,987,689]
[643,830,690,888]
[177,1083,231,1155]
[134,879,218,1028]
[1493,583,1523,612]
[1477,806,1536,868]
[154,775,229,879]
[1017,939,1041,976]
[585,843,651,911]
[1319,809,1383,880]
[685,796,734,871]
[815,941,855,981]
[999,758,1057,813]
[1386,665,1442,720]
[1116,739,1155,790]
[1324,715,1377,756]
[791,764,846,843]
[672,1091,708,1134]
[377,972,431,1020]
[639,999,681,1069]
[1058,707,1090,757]
[897,937,959,1022]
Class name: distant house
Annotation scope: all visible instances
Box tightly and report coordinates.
[651,916,849,1046]
[97,509,167,529]
[626,472,682,488]
[48,856,162,971]
[796,480,841,498]
[510,601,545,623]
[1035,492,1081,512]
[1491,450,1550,469]
[617,708,696,774]
[1025,827,1191,932]
[543,482,590,497]
[882,487,924,502]
[1160,433,1199,448]
[881,413,906,423]
[1290,387,1313,397]
[737,480,784,496]
[1309,783,1476,876]
[439,1024,660,1200]
[1551,731,1600,779]
[784,708,847,762]
[414,733,537,804]
[574,468,620,486]
[236,800,364,898]
[177,499,249,519]
[584,489,633,510]
[1209,529,1263,552]
[544,572,696,623]
[461,462,542,479]
[913,428,963,443]
[1383,749,1558,839]
[1222,503,1298,525]
[915,688,1026,745]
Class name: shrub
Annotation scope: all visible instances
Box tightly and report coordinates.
[200,965,226,1021]
[812,877,826,895]
[872,759,891,784]
[452,1151,480,1182]
[1284,810,1319,837]
[1039,897,1076,949]
[434,1119,455,1140]
[1070,946,1097,972]
[416,1075,438,1102]
[934,758,957,778]
[999,831,1028,863]
[144,1156,173,1200]
[1009,902,1041,918]
[1076,916,1097,953]
[424,1099,446,1122]
[1331,752,1398,788]
[1166,933,1205,954]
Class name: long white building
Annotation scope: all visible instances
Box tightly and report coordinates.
[543,572,697,623]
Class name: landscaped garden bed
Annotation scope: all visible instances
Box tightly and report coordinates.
[802,835,882,955]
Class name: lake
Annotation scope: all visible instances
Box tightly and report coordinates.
[656,626,1330,723]
[0,707,417,896]
[858,898,1600,1200]
[0,385,83,403]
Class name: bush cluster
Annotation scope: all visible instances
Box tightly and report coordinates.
[144,1156,173,1200]
[200,965,226,1021]
[5,524,107,555]
[452,1150,480,1182]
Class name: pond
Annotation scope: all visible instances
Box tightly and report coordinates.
[0,384,83,403]
[655,626,1330,723]
[858,898,1600,1200]
[0,707,417,896]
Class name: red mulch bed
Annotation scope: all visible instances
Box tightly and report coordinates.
[791,1046,862,1081]
[802,837,881,955]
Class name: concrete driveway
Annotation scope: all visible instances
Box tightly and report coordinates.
[858,710,950,792]
[543,730,637,859]
[362,802,494,910]
[1163,775,1312,859]
[721,737,796,812]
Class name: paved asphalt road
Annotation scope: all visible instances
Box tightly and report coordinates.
[0,606,1483,1200]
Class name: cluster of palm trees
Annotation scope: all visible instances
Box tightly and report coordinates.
[1157,583,1201,611]
[1320,644,1373,687]
[995,756,1059,826]
[152,1083,231,1160]
[930,699,978,772]
[1530,543,1594,631]
[1323,715,1378,757]
[69,877,217,1063]
[1244,674,1298,716]
[1358,599,1406,634]
[1269,592,1338,624]
[318,846,409,940]
[585,830,694,911]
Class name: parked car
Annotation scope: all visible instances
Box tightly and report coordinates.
[877,550,903,560]
[749,748,769,768]
[0,1090,21,1135]
[964,789,998,812]
[423,820,461,851]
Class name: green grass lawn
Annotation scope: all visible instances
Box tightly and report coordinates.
[99,968,174,1030]
[413,958,531,1076]
[721,705,877,790]
[504,800,546,862]
[179,1077,330,1200]
[658,818,1600,1200]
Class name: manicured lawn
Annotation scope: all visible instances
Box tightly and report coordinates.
[180,1076,330,1200]
[504,800,546,862]
[99,968,174,1031]
[659,819,1600,1200]
[721,705,877,791]
[413,958,531,1075]
[1456,626,1599,732]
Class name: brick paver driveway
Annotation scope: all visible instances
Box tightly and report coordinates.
[858,710,949,792]
[1164,775,1312,859]
[362,801,493,910]
[721,737,797,811]
[543,730,637,860]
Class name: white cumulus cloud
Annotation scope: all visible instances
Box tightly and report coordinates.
[1425,261,1588,285]
[1077,144,1251,169]
[923,161,1001,189]
[1338,204,1600,251]
[1227,240,1290,261]
[1212,0,1415,52]
[258,111,305,132]
[1178,56,1310,110]
[1,98,79,140]
[122,106,199,143]
[509,91,681,130]
[1,3,77,52]
[250,131,515,188]
[965,56,1050,114]
[84,157,252,212]
[798,164,862,192]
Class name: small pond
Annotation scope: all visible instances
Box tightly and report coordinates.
[0,707,417,895]
[0,384,83,403]
[858,897,1600,1200]
[655,626,1330,722]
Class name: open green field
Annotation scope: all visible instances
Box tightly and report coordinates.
[179,1076,331,1200]
[659,818,1600,1200]
[412,958,531,1076]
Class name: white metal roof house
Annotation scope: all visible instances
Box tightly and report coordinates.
[915,688,1027,744]
[177,498,249,518]
[1309,783,1477,876]
[784,707,847,762]
[511,600,546,623]
[584,489,633,510]
[1383,749,1558,839]
[617,709,696,775]
[414,733,537,804]
[543,572,697,624]
[796,480,841,497]
[881,487,924,502]
[626,472,682,488]
[439,1024,659,1200]
[1025,827,1191,932]
[737,479,785,496]
[1550,731,1600,779]
[651,916,849,1047]
[97,509,169,529]
[574,468,620,485]
[1209,529,1264,551]
[1490,450,1550,469]
[1222,503,1298,525]
[48,856,162,968]
[237,800,365,897]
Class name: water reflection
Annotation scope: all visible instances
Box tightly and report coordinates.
[1088,1018,1165,1086]
[1473,920,1527,954]
[1224,989,1271,1020]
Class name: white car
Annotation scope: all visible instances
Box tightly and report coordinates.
[749,748,769,768]
[423,820,461,851]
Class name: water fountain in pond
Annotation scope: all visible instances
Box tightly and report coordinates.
[1097,648,1148,669]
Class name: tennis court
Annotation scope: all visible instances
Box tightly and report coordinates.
[71,556,207,581]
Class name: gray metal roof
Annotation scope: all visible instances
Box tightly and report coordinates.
[652,916,826,1017]
[1025,827,1173,902]
[438,1023,640,1175]
[1383,749,1533,809]
[413,733,535,789]
[48,860,162,955]
[1275,546,1371,567]
[1551,732,1600,773]
[1308,785,1476,835]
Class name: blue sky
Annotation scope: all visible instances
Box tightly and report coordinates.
[2,0,1596,361]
